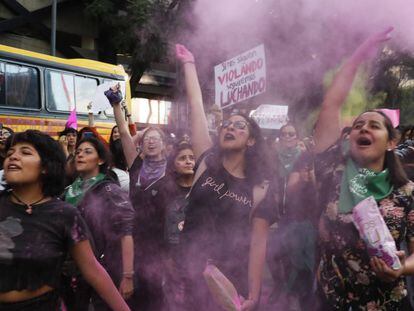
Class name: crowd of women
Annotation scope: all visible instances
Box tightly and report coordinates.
[1,27,414,311]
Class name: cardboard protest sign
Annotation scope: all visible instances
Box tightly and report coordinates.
[250,104,289,129]
[215,44,266,108]
[378,108,400,128]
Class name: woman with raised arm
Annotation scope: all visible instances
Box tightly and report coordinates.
[313,28,414,310]
[108,89,169,310]
[176,44,277,311]
[0,130,130,311]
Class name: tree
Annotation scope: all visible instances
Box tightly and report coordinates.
[81,0,193,97]
[372,49,414,125]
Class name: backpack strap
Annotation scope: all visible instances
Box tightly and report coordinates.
[249,180,270,222]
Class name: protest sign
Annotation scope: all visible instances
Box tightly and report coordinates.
[215,44,266,108]
[378,108,400,128]
[250,104,289,129]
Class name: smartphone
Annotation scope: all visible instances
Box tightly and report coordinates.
[83,131,94,138]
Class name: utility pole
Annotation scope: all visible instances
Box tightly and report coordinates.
[51,0,57,56]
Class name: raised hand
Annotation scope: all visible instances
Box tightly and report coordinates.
[352,27,393,62]
[105,82,123,106]
[175,44,195,64]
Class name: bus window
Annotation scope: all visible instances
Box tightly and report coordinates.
[75,76,98,113]
[46,70,75,111]
[5,63,40,109]
[132,98,172,125]
[0,63,4,105]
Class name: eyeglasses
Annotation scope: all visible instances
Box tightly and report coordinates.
[221,120,248,130]
[281,132,296,138]
[143,136,161,143]
[1,131,11,138]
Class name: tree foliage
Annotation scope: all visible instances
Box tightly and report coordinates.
[372,49,414,125]
[81,0,193,96]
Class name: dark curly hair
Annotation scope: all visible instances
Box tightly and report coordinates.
[76,137,110,174]
[5,130,66,196]
[206,113,271,186]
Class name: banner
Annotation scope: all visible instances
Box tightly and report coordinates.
[250,104,289,129]
[215,44,266,108]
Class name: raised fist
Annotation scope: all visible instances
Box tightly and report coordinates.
[175,44,195,64]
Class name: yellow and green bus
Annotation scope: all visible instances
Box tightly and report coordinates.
[0,44,131,140]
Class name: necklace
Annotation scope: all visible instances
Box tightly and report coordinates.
[10,191,45,215]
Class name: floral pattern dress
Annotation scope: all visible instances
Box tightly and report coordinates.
[315,143,414,310]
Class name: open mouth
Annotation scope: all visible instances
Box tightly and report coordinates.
[224,133,235,141]
[7,164,21,170]
[356,137,372,146]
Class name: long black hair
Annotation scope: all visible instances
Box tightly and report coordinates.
[109,125,119,146]
[110,139,127,171]
[206,113,271,186]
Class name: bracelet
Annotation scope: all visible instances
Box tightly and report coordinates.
[123,271,134,278]
[126,114,131,117]
[183,61,195,65]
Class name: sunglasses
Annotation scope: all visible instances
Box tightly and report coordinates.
[221,120,248,130]
[281,131,296,138]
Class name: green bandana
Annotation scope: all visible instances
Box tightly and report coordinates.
[278,147,302,178]
[338,158,393,214]
[65,173,105,206]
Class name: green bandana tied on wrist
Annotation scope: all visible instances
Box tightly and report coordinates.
[338,158,393,214]
[65,173,106,206]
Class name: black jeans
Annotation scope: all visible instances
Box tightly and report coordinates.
[0,291,59,311]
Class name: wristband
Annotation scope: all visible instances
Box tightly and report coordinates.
[183,61,195,65]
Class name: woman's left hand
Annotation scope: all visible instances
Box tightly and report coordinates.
[119,277,134,299]
[240,296,258,311]
[370,250,406,282]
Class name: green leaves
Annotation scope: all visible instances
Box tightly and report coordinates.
[81,0,187,95]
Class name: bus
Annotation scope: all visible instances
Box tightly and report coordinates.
[0,44,131,140]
